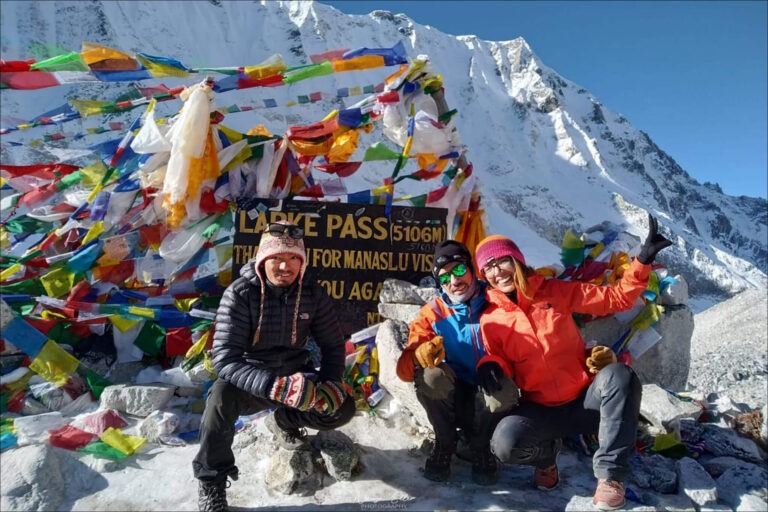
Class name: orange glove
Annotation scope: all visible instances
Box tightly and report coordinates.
[413,336,445,369]
[586,345,617,374]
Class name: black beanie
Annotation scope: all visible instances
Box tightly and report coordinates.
[432,240,473,278]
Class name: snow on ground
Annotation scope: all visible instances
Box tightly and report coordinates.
[2,289,767,511]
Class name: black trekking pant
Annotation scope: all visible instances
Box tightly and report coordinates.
[490,363,641,481]
[414,364,507,451]
[192,378,356,483]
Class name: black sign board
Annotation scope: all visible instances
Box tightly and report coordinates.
[233,198,448,337]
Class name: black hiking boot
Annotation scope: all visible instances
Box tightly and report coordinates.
[265,412,308,450]
[471,447,499,485]
[423,441,454,482]
[198,479,230,512]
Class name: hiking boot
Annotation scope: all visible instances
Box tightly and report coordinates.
[265,412,308,450]
[471,448,499,485]
[532,436,563,490]
[533,463,560,490]
[423,441,454,482]
[455,429,474,462]
[593,478,625,510]
[198,480,230,512]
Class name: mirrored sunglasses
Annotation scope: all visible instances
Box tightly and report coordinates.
[438,263,469,285]
[266,223,304,239]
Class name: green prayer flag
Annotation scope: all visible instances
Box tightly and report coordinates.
[85,368,113,400]
[363,142,401,161]
[134,321,166,357]
[30,52,89,72]
[77,440,128,460]
[0,278,45,296]
[282,61,333,84]
[4,216,54,234]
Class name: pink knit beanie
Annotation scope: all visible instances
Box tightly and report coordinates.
[475,235,527,272]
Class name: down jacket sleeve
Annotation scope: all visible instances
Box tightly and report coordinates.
[311,286,346,383]
[211,278,275,398]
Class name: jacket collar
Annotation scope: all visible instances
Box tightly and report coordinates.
[487,273,545,310]
[439,279,487,312]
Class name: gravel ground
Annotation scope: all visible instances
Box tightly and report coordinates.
[686,288,768,410]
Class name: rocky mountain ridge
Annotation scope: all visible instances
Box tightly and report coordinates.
[1,0,765,305]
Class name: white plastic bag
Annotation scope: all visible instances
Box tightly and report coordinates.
[158,215,217,263]
[130,107,172,154]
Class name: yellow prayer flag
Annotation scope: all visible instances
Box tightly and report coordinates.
[40,266,78,298]
[243,54,286,79]
[135,55,189,78]
[185,331,210,360]
[126,306,155,319]
[100,427,146,456]
[110,315,141,333]
[218,125,244,143]
[70,99,112,117]
[174,298,200,313]
[29,340,80,386]
[0,263,23,282]
[82,221,104,245]
[630,302,663,332]
[80,160,108,188]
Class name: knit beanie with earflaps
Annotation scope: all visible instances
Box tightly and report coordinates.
[474,235,527,273]
[251,222,307,346]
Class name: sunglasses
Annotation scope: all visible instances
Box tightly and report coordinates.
[265,223,304,239]
[438,263,469,285]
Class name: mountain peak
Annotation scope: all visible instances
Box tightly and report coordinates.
[0,0,765,304]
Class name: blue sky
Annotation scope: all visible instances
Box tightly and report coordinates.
[323,1,767,199]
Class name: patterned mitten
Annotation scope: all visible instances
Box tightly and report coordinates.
[315,381,347,414]
[269,372,317,411]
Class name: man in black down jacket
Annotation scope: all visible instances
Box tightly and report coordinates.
[193,221,355,512]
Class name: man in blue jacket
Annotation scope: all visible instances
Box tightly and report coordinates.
[193,221,355,512]
[396,240,519,485]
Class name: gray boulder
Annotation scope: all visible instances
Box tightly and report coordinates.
[630,454,678,493]
[379,279,429,305]
[0,444,107,511]
[580,304,694,392]
[702,423,767,464]
[100,383,176,417]
[676,456,718,507]
[311,429,360,481]
[263,448,318,496]
[715,462,768,509]
[375,319,431,429]
[640,383,704,431]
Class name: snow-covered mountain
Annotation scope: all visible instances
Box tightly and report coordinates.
[1,0,765,307]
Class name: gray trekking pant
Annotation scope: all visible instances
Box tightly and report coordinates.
[490,363,641,481]
[192,378,355,483]
[414,364,507,451]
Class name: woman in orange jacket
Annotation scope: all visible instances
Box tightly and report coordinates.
[474,215,671,511]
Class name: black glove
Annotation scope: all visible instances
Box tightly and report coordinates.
[476,362,503,394]
[637,213,673,264]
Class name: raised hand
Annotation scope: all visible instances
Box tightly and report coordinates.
[638,213,673,264]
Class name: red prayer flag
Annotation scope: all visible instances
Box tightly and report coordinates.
[166,327,193,357]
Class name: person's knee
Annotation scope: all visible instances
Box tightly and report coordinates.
[415,364,456,400]
[321,396,356,429]
[490,416,530,462]
[596,363,640,395]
